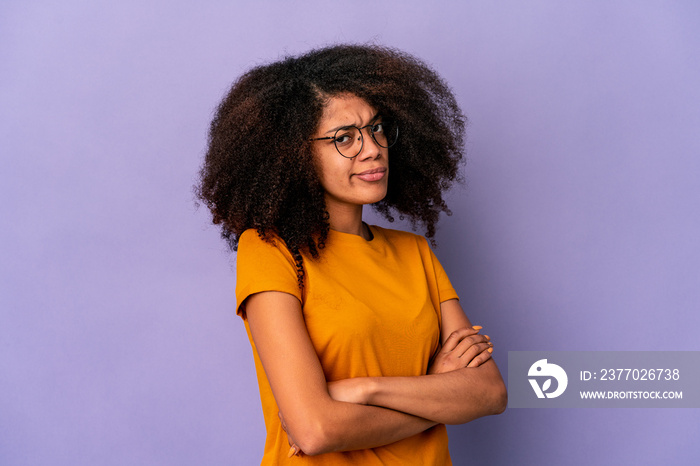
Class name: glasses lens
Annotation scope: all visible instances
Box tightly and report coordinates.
[371,119,398,148]
[334,126,362,158]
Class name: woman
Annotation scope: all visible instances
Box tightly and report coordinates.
[197,44,507,465]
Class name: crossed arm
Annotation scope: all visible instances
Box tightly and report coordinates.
[245,291,507,457]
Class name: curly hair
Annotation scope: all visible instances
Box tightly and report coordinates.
[196,44,466,287]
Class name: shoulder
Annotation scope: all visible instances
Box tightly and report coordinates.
[372,225,430,250]
[239,229,290,252]
[237,229,296,267]
[239,228,274,248]
[236,229,301,315]
[372,225,448,271]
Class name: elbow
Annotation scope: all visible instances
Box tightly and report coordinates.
[296,430,331,457]
[286,422,325,457]
[489,380,508,415]
[294,434,326,457]
[287,415,338,457]
[476,364,508,417]
[452,381,507,424]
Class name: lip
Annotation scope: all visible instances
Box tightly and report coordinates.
[354,167,387,182]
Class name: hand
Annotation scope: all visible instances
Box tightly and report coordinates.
[278,411,303,458]
[327,378,369,404]
[428,326,493,375]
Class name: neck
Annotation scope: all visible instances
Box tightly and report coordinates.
[328,204,370,239]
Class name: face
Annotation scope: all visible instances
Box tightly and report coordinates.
[311,94,390,217]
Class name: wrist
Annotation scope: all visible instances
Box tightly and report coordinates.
[363,377,379,405]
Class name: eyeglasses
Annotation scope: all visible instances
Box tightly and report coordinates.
[309,118,399,158]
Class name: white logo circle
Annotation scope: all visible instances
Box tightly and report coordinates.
[528,359,568,398]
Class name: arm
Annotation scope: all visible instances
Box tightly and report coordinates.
[331,299,507,425]
[245,291,437,456]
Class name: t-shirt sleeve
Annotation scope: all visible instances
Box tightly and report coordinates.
[235,229,302,318]
[429,247,460,303]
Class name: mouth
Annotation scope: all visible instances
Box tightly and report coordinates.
[354,167,387,182]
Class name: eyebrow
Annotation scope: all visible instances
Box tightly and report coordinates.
[323,113,381,135]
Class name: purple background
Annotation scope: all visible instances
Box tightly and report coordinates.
[2,1,699,464]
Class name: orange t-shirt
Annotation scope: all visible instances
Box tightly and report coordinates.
[236,225,459,465]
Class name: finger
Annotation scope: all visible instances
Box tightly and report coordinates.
[288,445,300,457]
[290,444,304,457]
[467,346,494,368]
[459,341,492,364]
[452,334,491,359]
[466,346,493,368]
[278,412,288,433]
[442,326,481,351]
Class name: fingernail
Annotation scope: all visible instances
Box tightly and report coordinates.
[488,341,493,346]
[288,446,297,457]
[487,347,493,353]
[484,335,490,341]
[472,325,482,330]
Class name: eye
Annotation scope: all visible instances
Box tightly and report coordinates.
[334,134,352,145]
[371,122,385,134]
[333,128,357,147]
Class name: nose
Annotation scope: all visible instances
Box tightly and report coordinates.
[357,127,381,161]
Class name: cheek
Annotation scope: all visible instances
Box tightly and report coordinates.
[315,155,351,189]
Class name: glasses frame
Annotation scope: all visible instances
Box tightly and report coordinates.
[309,118,398,159]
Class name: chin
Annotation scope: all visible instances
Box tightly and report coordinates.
[325,184,388,209]
[361,184,388,202]
[362,191,388,205]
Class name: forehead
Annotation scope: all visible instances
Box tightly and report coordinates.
[318,94,377,129]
